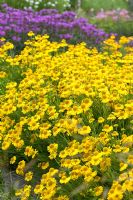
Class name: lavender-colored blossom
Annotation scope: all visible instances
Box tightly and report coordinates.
[12,36,21,42]
[95,9,132,21]
[59,33,73,40]
[0,3,111,49]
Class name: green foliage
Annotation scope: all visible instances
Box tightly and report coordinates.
[90,18,133,36]
[70,0,78,9]
[81,0,128,11]
[0,0,71,11]
[0,0,129,12]
[128,0,133,11]
[0,0,29,9]
[36,0,71,12]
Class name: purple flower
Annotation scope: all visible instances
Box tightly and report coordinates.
[0,3,111,49]
[59,33,73,40]
[0,30,6,36]
[12,36,21,42]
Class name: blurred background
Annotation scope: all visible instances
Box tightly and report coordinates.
[0,0,133,11]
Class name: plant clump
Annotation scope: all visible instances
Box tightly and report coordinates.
[0,34,133,200]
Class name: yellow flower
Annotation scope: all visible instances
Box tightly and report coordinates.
[0,37,6,41]
[27,31,35,37]
[128,169,133,178]
[39,129,51,139]
[78,126,91,135]
[48,168,58,176]
[24,146,38,158]
[89,117,95,123]
[81,98,93,112]
[90,154,103,166]
[52,126,61,136]
[103,147,112,155]
[98,117,105,123]
[16,160,26,176]
[67,105,82,116]
[100,157,111,171]
[25,171,33,181]
[61,159,80,169]
[120,162,128,171]
[0,133,3,140]
[2,140,11,150]
[28,120,39,131]
[59,99,73,112]
[10,156,16,164]
[55,195,69,200]
[107,113,116,121]
[102,124,113,133]
[84,170,97,182]
[47,143,58,159]
[38,162,49,170]
[0,71,7,78]
[119,172,128,182]
[122,180,133,192]
[15,185,31,199]
[119,36,129,45]
[111,131,119,137]
[128,155,133,165]
[15,188,23,196]
[113,145,122,153]
[12,138,24,149]
[34,184,44,194]
[94,186,103,196]
[60,174,70,184]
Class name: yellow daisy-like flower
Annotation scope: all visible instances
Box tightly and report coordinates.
[94,186,103,196]
[27,31,35,37]
[25,171,33,182]
[78,126,91,135]
[120,162,128,171]
[0,71,7,78]
[128,155,133,165]
[10,156,16,164]
[98,117,105,123]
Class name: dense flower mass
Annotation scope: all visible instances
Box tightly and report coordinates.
[0,3,109,49]
[0,34,133,200]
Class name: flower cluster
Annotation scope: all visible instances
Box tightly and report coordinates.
[95,9,132,21]
[0,3,109,49]
[43,0,71,10]
[25,0,71,10]
[0,34,133,200]
[25,0,42,9]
